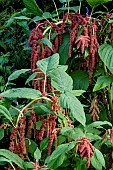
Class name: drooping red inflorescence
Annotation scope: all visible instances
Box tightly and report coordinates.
[76,137,94,168]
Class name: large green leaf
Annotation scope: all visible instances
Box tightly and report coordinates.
[8,69,30,82]
[70,70,89,90]
[60,92,86,126]
[49,68,73,92]
[86,0,111,8]
[23,0,43,16]
[91,148,105,170]
[36,53,59,75]
[93,75,113,92]
[47,142,75,162]
[0,105,13,123]
[59,34,70,65]
[0,149,24,169]
[99,44,113,74]
[0,88,42,99]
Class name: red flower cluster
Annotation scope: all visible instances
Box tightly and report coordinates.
[76,137,94,168]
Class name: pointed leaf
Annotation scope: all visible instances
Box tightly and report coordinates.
[23,0,43,16]
[0,105,13,123]
[47,154,65,169]
[59,34,70,65]
[25,72,38,85]
[49,68,73,92]
[36,53,59,75]
[8,69,30,82]
[91,148,105,169]
[60,92,86,126]
[42,38,52,50]
[0,149,24,169]
[34,147,41,161]
[0,88,42,99]
[88,121,112,129]
[93,75,113,92]
[99,44,113,74]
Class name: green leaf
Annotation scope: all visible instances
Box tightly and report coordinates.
[42,38,52,50]
[87,121,112,129]
[34,147,41,161]
[43,12,52,19]
[40,137,49,150]
[58,6,79,12]
[37,53,59,75]
[23,0,43,16]
[28,140,37,156]
[93,75,113,92]
[86,0,111,8]
[60,92,86,126]
[0,88,42,99]
[47,154,65,169]
[70,70,89,90]
[61,127,84,140]
[49,68,73,92]
[0,149,24,169]
[91,148,105,169]
[86,133,101,141]
[23,162,34,169]
[99,44,113,74]
[36,121,43,130]
[25,72,38,85]
[13,16,31,20]
[70,90,85,96]
[0,129,4,141]
[59,34,70,65]
[0,156,14,168]
[8,69,30,82]
[47,142,75,162]
[0,105,13,123]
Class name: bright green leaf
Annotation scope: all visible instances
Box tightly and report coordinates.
[60,92,86,126]
[34,147,41,161]
[93,75,113,92]
[99,43,113,74]
[0,149,24,169]
[37,53,59,75]
[70,90,85,96]
[49,68,73,92]
[13,16,31,20]
[0,88,42,99]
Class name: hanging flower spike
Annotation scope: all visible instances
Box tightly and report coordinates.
[75,35,90,54]
[76,137,94,168]
[90,96,100,121]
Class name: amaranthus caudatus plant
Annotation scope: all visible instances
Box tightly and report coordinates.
[0,0,113,169]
